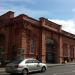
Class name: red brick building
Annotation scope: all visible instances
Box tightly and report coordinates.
[0,11,75,64]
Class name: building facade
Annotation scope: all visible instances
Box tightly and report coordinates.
[0,11,75,64]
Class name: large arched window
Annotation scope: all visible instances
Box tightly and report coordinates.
[46,38,55,52]
[46,38,56,63]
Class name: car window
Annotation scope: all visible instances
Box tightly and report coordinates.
[33,60,38,63]
[25,60,33,63]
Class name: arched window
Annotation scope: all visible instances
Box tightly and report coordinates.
[46,38,55,52]
[46,38,56,63]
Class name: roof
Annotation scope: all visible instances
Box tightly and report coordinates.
[0,11,75,40]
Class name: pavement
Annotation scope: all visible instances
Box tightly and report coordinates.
[47,62,75,67]
[0,63,75,73]
[47,63,64,67]
[0,68,5,72]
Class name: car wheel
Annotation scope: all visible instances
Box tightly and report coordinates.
[41,66,46,72]
[22,69,28,75]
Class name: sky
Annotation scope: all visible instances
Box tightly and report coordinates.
[0,0,75,34]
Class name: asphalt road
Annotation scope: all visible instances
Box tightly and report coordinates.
[1,64,75,75]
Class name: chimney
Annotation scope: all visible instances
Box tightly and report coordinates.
[39,17,47,26]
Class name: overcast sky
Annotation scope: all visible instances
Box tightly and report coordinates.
[0,0,75,34]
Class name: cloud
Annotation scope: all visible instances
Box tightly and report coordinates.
[0,0,49,18]
[9,0,35,4]
[0,4,50,19]
[72,8,75,12]
[0,0,35,6]
[49,19,75,34]
[0,0,33,1]
[23,0,35,4]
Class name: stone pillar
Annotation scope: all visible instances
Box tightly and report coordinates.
[67,45,70,59]
[21,31,27,58]
[59,36,63,63]
[39,17,46,63]
[74,46,75,61]
[41,30,46,63]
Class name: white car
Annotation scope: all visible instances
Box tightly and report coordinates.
[5,58,47,75]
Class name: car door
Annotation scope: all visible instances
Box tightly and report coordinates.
[33,60,41,71]
[25,59,35,72]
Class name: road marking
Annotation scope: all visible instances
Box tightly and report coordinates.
[53,70,75,75]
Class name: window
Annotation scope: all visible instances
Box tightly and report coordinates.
[25,59,38,63]
[25,60,33,63]
[0,34,5,44]
[30,38,36,53]
[70,45,74,58]
[63,43,68,57]
[33,60,38,63]
[46,38,54,45]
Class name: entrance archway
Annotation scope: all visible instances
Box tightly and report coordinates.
[46,38,56,63]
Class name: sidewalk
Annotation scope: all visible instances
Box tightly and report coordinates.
[47,64,63,67]
[0,68,5,72]
[47,62,75,67]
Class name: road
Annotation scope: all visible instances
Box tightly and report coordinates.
[30,64,75,75]
[1,64,75,75]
